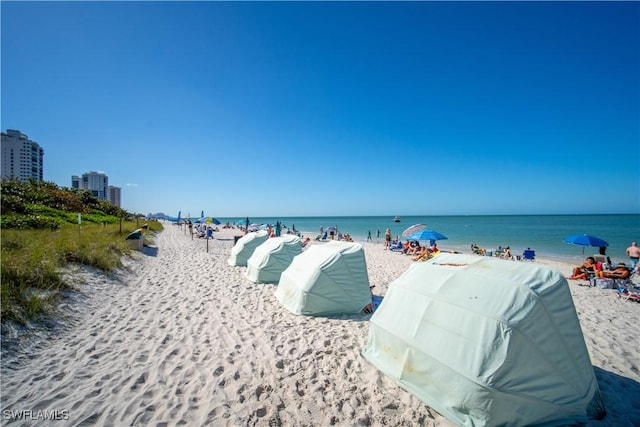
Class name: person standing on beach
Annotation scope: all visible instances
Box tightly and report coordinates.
[626,242,640,269]
[367,230,372,242]
[384,228,392,249]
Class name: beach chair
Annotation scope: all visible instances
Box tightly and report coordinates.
[617,288,640,302]
[522,250,535,261]
[389,241,404,252]
[613,266,637,290]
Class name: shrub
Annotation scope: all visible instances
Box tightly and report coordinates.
[0,178,161,323]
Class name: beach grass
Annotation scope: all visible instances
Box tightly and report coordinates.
[1,221,163,324]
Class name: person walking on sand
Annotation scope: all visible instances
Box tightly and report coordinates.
[626,242,640,269]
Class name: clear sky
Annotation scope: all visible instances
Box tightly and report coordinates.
[2,1,639,218]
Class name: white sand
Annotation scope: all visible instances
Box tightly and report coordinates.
[1,224,639,426]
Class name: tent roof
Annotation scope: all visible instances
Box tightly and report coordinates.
[228,230,269,266]
[245,235,302,283]
[275,241,371,316]
[363,253,603,426]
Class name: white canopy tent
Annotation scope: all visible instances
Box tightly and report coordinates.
[227,230,269,267]
[245,235,302,284]
[362,252,605,426]
[275,241,371,316]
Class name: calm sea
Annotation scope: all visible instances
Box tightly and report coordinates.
[218,214,639,264]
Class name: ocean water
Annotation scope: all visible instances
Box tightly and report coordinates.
[219,214,640,264]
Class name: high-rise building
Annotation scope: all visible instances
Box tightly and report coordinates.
[1,129,45,181]
[108,185,121,207]
[72,171,108,200]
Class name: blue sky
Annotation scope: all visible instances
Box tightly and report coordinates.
[2,1,639,217]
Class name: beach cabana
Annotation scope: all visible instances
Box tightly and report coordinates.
[362,253,605,426]
[275,241,371,316]
[227,230,269,267]
[245,235,302,284]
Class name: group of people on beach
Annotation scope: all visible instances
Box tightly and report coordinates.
[566,242,640,286]
[568,257,631,281]
[471,243,520,260]
[314,226,353,242]
[385,237,441,262]
[184,220,219,239]
[567,242,639,283]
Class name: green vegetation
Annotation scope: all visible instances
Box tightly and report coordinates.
[1,179,163,324]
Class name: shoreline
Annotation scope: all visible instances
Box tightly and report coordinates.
[1,224,639,426]
[210,213,639,262]
[294,228,612,268]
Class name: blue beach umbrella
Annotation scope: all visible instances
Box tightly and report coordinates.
[563,234,609,254]
[406,229,448,242]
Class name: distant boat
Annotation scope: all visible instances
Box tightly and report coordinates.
[394,216,401,223]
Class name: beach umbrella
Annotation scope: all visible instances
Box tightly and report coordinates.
[406,229,448,242]
[563,234,609,254]
[205,217,222,225]
[402,223,428,238]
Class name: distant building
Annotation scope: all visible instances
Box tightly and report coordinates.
[108,185,121,207]
[1,129,45,181]
[72,171,109,201]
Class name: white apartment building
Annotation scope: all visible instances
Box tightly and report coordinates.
[1,129,45,181]
[72,171,109,201]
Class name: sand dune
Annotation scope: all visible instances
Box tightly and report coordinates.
[1,224,638,426]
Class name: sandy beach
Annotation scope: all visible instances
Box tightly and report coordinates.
[1,224,639,426]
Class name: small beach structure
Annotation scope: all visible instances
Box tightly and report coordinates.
[125,228,144,251]
[227,230,269,267]
[245,235,302,284]
[275,241,371,316]
[362,252,605,426]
